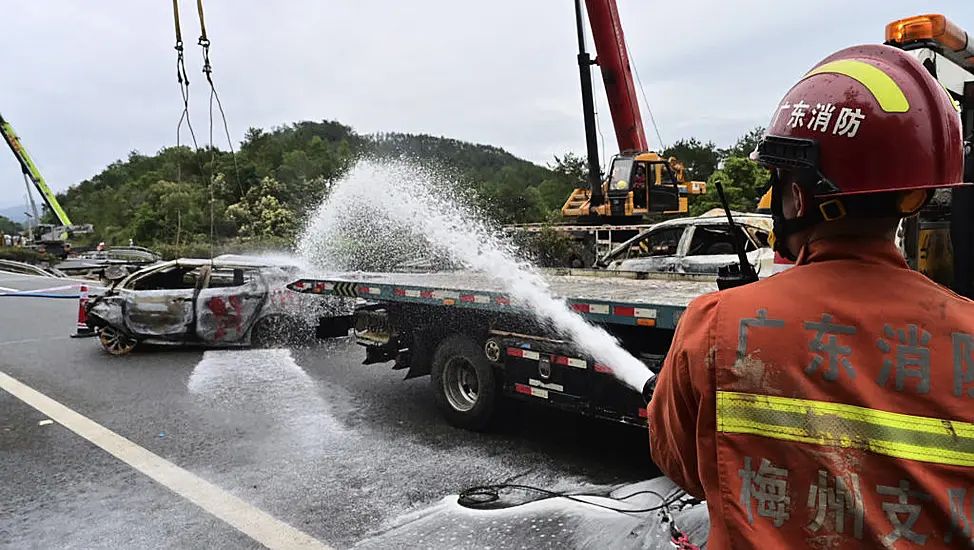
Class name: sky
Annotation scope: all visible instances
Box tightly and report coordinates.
[0,0,970,213]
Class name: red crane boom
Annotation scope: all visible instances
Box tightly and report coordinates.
[583,0,648,153]
[562,0,706,220]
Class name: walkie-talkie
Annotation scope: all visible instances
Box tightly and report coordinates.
[713,166,759,291]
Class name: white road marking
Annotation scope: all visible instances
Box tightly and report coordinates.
[0,370,334,550]
[0,336,72,347]
[0,286,17,292]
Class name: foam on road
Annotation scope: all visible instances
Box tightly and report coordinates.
[0,369,335,550]
[0,280,663,548]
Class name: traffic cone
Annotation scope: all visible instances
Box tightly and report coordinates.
[70,285,96,338]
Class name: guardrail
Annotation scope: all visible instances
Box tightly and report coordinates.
[0,259,65,278]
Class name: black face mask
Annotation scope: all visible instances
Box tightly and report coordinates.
[767,171,829,262]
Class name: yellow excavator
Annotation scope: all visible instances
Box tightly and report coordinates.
[756,187,772,215]
[559,0,706,223]
[561,152,707,220]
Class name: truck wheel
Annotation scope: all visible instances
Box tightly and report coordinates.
[430,334,500,432]
[99,326,137,356]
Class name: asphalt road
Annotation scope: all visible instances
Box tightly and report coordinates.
[0,271,677,550]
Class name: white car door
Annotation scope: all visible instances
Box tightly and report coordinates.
[609,225,689,273]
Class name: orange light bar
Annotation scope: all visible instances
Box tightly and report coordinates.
[886,14,968,52]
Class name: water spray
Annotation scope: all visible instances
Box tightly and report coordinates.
[297,158,654,394]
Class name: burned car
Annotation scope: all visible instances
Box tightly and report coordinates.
[85,255,354,355]
[596,209,776,277]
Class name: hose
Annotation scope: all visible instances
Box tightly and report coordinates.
[457,483,690,516]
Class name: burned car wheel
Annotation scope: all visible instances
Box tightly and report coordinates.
[430,334,501,432]
[251,315,302,348]
[99,326,137,356]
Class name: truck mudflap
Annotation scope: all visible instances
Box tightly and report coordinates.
[349,305,435,378]
[489,333,662,426]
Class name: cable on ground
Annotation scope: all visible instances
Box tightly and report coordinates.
[457,483,694,516]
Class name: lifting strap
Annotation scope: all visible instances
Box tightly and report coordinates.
[170,0,244,257]
[191,0,242,202]
[172,0,201,182]
[193,0,243,256]
[195,0,212,84]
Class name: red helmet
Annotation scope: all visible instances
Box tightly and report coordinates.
[751,44,966,197]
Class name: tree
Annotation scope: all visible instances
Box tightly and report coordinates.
[690,156,771,216]
[537,152,588,214]
[55,120,563,249]
[663,138,721,181]
[49,118,776,256]
[721,126,766,159]
[226,176,299,239]
[0,215,21,235]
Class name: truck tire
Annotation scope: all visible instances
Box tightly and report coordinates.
[430,334,500,432]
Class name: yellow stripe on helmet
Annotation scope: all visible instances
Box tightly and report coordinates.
[802,59,910,113]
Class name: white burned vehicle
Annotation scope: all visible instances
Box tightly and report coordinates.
[596,209,776,277]
[85,255,353,355]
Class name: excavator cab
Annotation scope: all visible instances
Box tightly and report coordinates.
[561,152,706,221]
[601,153,681,217]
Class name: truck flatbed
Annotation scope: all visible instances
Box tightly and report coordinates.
[288,270,718,330]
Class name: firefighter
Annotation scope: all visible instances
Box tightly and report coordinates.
[647,44,972,549]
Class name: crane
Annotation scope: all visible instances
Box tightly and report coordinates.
[0,113,93,258]
[561,0,706,223]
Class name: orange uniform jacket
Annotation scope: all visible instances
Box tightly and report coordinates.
[648,237,974,549]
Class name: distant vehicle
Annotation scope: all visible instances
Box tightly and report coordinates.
[85,255,354,355]
[56,245,164,279]
[595,209,775,277]
[76,245,161,263]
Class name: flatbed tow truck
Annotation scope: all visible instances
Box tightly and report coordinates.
[288,270,716,430]
[289,13,974,432]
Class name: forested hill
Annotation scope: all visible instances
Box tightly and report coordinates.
[52,120,586,252]
[50,119,768,256]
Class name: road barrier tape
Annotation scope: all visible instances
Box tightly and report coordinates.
[0,292,81,299]
[0,282,104,298]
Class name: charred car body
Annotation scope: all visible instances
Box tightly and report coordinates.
[595,209,776,277]
[85,255,354,355]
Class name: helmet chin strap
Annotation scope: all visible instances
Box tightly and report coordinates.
[766,173,845,262]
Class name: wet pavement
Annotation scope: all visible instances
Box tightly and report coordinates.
[0,271,694,549]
